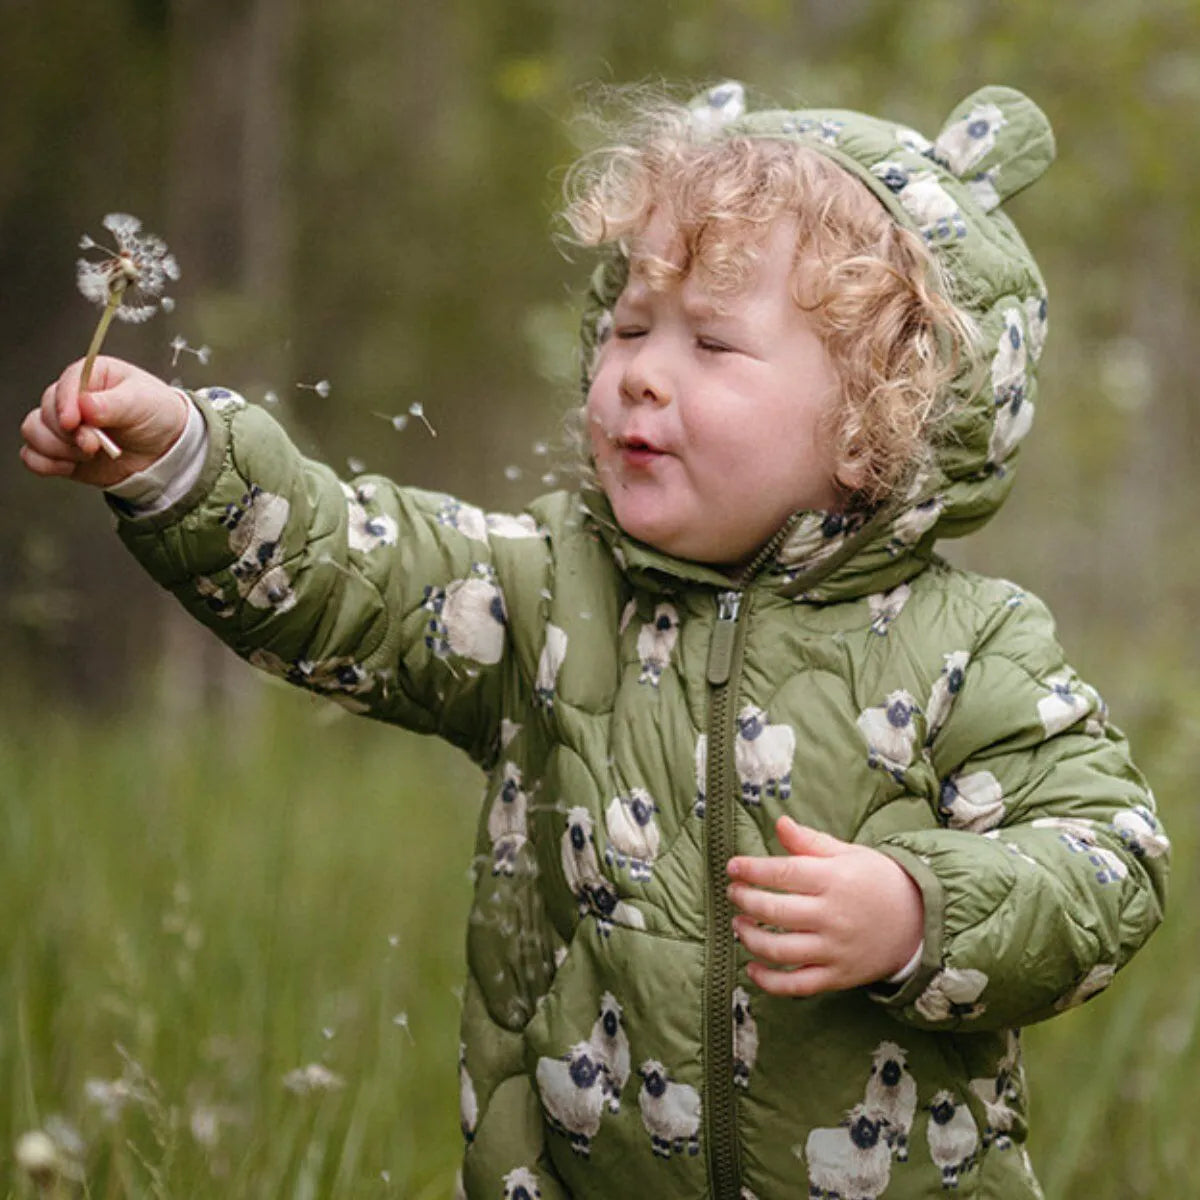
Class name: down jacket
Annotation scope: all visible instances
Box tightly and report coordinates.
[114,85,1167,1199]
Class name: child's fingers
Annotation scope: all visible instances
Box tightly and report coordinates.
[746,961,837,998]
[732,917,823,966]
[21,408,91,462]
[727,852,823,891]
[19,442,78,479]
[727,883,820,928]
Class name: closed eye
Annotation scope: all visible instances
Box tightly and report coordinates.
[697,336,734,353]
[614,327,646,340]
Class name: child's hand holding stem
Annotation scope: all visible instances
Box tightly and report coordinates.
[727,816,924,996]
[20,356,188,489]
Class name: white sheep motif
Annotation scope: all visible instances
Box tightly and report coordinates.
[221,486,296,612]
[604,789,661,881]
[536,1042,612,1157]
[487,762,528,876]
[734,706,795,805]
[968,1030,1023,1149]
[501,1166,542,1200]
[1111,805,1170,859]
[802,1103,893,1200]
[341,482,398,553]
[868,583,911,636]
[636,602,680,686]
[888,495,945,554]
[914,966,989,1023]
[560,807,644,933]
[536,624,568,709]
[926,1090,979,1188]
[926,651,970,744]
[458,1042,477,1143]
[1031,816,1129,885]
[637,1060,702,1159]
[694,734,708,818]
[989,308,1034,467]
[893,171,968,242]
[588,992,630,1112]
[934,101,1007,175]
[1054,962,1116,1011]
[857,691,920,781]
[864,1041,917,1163]
[938,770,1005,833]
[732,986,759,1090]
[422,565,507,664]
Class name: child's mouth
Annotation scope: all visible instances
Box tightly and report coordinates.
[617,436,665,467]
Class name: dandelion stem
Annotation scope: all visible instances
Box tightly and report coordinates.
[79,286,125,459]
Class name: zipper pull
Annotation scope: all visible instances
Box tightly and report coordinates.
[707,590,742,686]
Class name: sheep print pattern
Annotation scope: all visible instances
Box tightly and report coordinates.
[113,83,1166,1200]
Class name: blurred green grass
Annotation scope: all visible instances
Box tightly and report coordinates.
[1,660,1194,1197]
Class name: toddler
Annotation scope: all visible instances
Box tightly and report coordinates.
[22,82,1168,1199]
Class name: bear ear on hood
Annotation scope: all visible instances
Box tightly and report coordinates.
[932,86,1055,212]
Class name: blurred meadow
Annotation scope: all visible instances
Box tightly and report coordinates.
[2,0,1199,1195]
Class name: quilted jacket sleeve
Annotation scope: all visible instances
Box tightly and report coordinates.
[113,394,551,766]
[871,587,1168,1031]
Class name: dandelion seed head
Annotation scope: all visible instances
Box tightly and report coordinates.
[77,212,179,322]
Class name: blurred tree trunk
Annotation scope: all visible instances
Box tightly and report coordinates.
[157,0,296,734]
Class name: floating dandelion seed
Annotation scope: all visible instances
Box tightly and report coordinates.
[347,456,366,474]
[504,465,522,481]
[532,440,549,456]
[282,1063,345,1094]
[76,212,180,457]
[387,933,400,948]
[322,1026,336,1040]
[392,1011,415,1042]
[381,1169,392,1184]
[169,335,211,367]
[297,379,331,398]
[264,390,280,405]
[408,401,437,437]
[541,472,558,486]
[373,411,409,432]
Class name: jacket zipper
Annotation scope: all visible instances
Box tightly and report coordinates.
[703,587,747,1199]
[702,523,793,1199]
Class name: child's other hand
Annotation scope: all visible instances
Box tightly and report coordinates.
[20,355,188,488]
[727,816,924,997]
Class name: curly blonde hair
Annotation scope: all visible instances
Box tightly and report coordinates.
[562,97,977,509]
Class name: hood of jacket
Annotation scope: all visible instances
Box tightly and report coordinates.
[578,83,1055,603]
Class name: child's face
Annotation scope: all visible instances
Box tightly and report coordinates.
[587,215,848,567]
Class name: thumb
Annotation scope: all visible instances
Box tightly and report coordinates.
[776,816,845,858]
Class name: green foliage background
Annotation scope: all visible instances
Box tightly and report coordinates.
[1,0,1197,1195]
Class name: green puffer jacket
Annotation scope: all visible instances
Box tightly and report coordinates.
[114,86,1167,1199]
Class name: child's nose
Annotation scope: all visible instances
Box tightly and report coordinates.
[619,341,672,407]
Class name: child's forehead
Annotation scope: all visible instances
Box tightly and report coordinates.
[622,211,802,305]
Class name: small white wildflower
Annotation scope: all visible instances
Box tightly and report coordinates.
[408,401,437,436]
[85,1076,136,1123]
[15,1130,61,1184]
[282,1063,345,1094]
